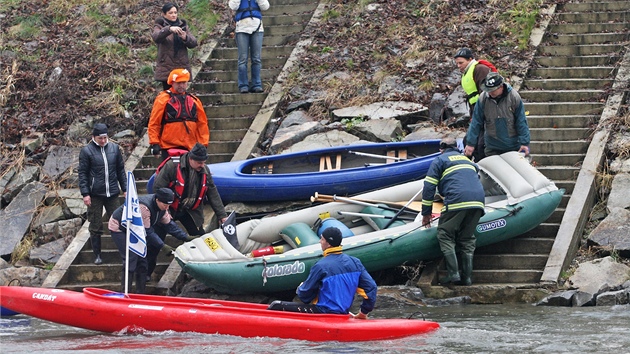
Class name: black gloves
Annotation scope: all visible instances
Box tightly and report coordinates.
[151,144,161,155]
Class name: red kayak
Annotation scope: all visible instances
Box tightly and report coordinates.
[0,286,439,341]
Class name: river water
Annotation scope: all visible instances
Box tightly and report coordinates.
[1,303,629,353]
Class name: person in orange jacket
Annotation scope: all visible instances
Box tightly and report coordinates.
[148,68,209,161]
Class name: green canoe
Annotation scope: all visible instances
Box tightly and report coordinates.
[175,152,564,294]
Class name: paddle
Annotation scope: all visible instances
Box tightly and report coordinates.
[312,193,422,213]
[337,210,416,221]
[383,187,424,229]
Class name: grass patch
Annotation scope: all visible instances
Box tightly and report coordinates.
[493,0,544,50]
[186,0,221,43]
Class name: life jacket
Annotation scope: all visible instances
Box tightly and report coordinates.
[155,155,208,212]
[234,0,262,21]
[163,91,198,130]
[462,60,498,105]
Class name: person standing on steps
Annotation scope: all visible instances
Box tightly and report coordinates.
[152,2,198,91]
[78,123,127,265]
[108,188,192,294]
[148,143,229,280]
[229,0,270,94]
[454,47,495,162]
[421,137,485,286]
[464,72,531,159]
[148,68,209,161]
[267,227,377,318]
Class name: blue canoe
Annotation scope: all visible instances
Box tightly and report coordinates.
[148,140,441,204]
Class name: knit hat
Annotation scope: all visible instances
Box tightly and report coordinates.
[454,48,473,59]
[189,143,208,161]
[155,188,175,204]
[321,227,342,247]
[167,68,190,85]
[480,72,504,93]
[92,123,108,137]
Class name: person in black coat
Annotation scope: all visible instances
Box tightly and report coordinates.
[78,123,127,265]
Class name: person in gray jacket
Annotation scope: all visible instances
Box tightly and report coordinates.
[78,123,127,265]
[464,72,530,159]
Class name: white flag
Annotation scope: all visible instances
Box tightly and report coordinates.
[121,171,147,257]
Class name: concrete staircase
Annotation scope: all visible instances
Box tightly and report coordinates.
[419,0,629,302]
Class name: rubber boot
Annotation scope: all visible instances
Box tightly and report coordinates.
[457,253,474,286]
[135,271,147,294]
[439,252,461,284]
[90,234,102,264]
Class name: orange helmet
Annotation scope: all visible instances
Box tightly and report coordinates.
[167,68,190,85]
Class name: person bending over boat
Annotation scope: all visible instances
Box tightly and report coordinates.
[149,143,228,281]
[421,137,485,286]
[108,188,193,293]
[267,227,377,318]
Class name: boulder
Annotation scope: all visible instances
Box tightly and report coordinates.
[41,145,81,181]
[0,266,50,287]
[588,208,630,257]
[606,173,630,210]
[269,121,323,154]
[0,181,47,257]
[568,256,630,297]
[350,118,404,142]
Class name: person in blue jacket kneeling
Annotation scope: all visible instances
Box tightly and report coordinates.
[267,227,377,319]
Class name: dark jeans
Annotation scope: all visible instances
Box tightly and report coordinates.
[87,194,121,256]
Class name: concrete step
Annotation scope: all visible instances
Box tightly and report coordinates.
[197,68,281,82]
[209,140,242,154]
[561,1,630,12]
[555,10,630,23]
[467,269,542,284]
[533,55,622,67]
[209,117,253,130]
[529,153,585,166]
[204,104,261,118]
[546,209,565,224]
[529,140,590,154]
[529,127,592,141]
[265,24,308,36]
[553,180,576,195]
[520,223,560,238]
[197,92,268,105]
[473,254,550,270]
[211,129,248,141]
[537,166,581,181]
[524,102,603,116]
[539,43,626,56]
[527,67,616,79]
[192,81,238,93]
[546,32,629,45]
[477,237,555,255]
[520,89,606,102]
[208,154,234,164]
[201,57,287,71]
[262,13,315,26]
[210,45,293,60]
[523,78,613,90]
[547,22,629,34]
[527,115,598,128]
[64,262,170,283]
